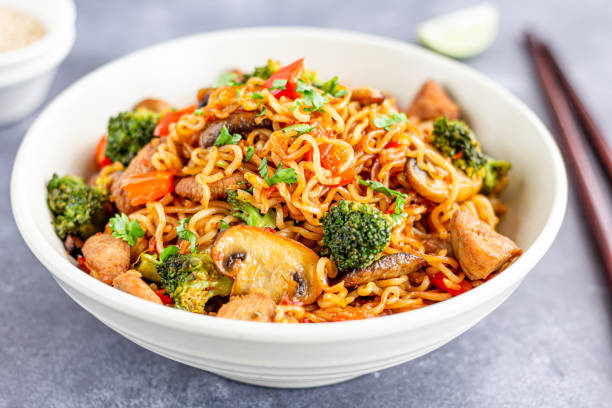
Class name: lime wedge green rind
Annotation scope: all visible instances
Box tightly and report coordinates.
[417,2,500,60]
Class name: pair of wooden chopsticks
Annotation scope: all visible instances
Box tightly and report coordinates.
[525,32,612,290]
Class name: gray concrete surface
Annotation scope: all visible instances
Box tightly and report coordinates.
[1,0,611,407]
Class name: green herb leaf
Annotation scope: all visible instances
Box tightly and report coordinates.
[245,146,255,162]
[356,177,409,226]
[295,79,328,112]
[160,245,179,262]
[316,76,347,98]
[219,220,230,231]
[270,79,288,91]
[251,92,264,100]
[193,108,203,116]
[213,71,239,88]
[108,213,145,246]
[258,158,298,186]
[282,123,316,136]
[214,125,242,147]
[176,217,197,253]
[257,106,267,117]
[373,113,408,131]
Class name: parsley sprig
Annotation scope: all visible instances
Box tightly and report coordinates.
[213,71,239,88]
[176,217,197,253]
[356,177,409,226]
[295,79,328,112]
[258,158,298,186]
[316,76,347,98]
[282,123,316,136]
[214,125,242,147]
[109,213,144,246]
[270,79,287,91]
[373,112,408,131]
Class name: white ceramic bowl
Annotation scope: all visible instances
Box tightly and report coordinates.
[11,27,567,388]
[0,0,76,125]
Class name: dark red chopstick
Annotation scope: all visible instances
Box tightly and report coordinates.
[525,32,612,291]
[539,44,612,184]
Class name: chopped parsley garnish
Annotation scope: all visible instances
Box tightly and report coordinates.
[193,108,203,116]
[251,92,264,100]
[373,113,408,131]
[258,158,298,186]
[257,106,267,117]
[270,79,288,91]
[316,76,348,98]
[160,245,179,262]
[242,60,279,81]
[244,145,255,162]
[213,71,239,88]
[108,213,145,246]
[356,177,409,226]
[214,125,242,147]
[219,220,230,231]
[282,123,316,136]
[295,79,328,112]
[176,217,197,253]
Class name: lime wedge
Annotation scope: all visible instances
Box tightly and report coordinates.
[417,3,499,59]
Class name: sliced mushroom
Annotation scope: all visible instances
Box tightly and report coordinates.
[350,88,385,105]
[197,88,213,108]
[82,234,130,284]
[174,173,244,202]
[343,253,427,287]
[110,138,161,214]
[199,111,272,148]
[211,226,322,304]
[64,235,83,259]
[406,158,482,203]
[451,210,521,280]
[132,98,171,114]
[112,270,162,304]
[406,80,460,121]
[216,289,276,322]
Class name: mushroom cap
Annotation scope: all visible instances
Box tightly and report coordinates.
[211,226,322,304]
[342,253,427,287]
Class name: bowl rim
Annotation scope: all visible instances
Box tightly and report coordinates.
[11,26,567,343]
[0,0,76,66]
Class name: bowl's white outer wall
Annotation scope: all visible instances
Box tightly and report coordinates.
[11,27,567,388]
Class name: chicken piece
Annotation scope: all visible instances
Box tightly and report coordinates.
[199,111,272,148]
[350,88,385,105]
[217,289,276,322]
[132,98,171,114]
[174,174,244,202]
[450,210,521,280]
[406,80,460,121]
[110,138,161,214]
[343,253,427,287]
[112,270,162,304]
[82,234,130,284]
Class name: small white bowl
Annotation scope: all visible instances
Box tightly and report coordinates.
[0,0,76,125]
[11,27,567,388]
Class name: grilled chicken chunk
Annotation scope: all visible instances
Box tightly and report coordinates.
[199,111,272,148]
[343,253,427,287]
[112,270,162,304]
[82,234,130,284]
[406,80,460,121]
[450,210,521,280]
[217,290,276,322]
[174,173,244,202]
[110,138,162,214]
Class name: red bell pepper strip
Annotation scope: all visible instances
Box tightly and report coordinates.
[265,58,304,100]
[95,134,112,167]
[155,289,174,305]
[154,105,196,137]
[385,141,403,149]
[431,272,472,296]
[77,255,91,274]
[121,170,175,206]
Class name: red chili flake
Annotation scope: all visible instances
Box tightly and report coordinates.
[265,186,277,198]
[282,296,303,306]
[263,227,275,233]
[77,255,91,274]
[385,141,403,149]
[155,289,174,305]
[453,151,462,160]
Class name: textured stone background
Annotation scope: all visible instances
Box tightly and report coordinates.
[2,0,612,407]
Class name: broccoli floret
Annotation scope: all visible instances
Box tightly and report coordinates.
[226,190,276,229]
[47,174,109,240]
[106,110,160,166]
[321,200,391,272]
[481,158,512,194]
[157,252,232,314]
[432,116,487,176]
